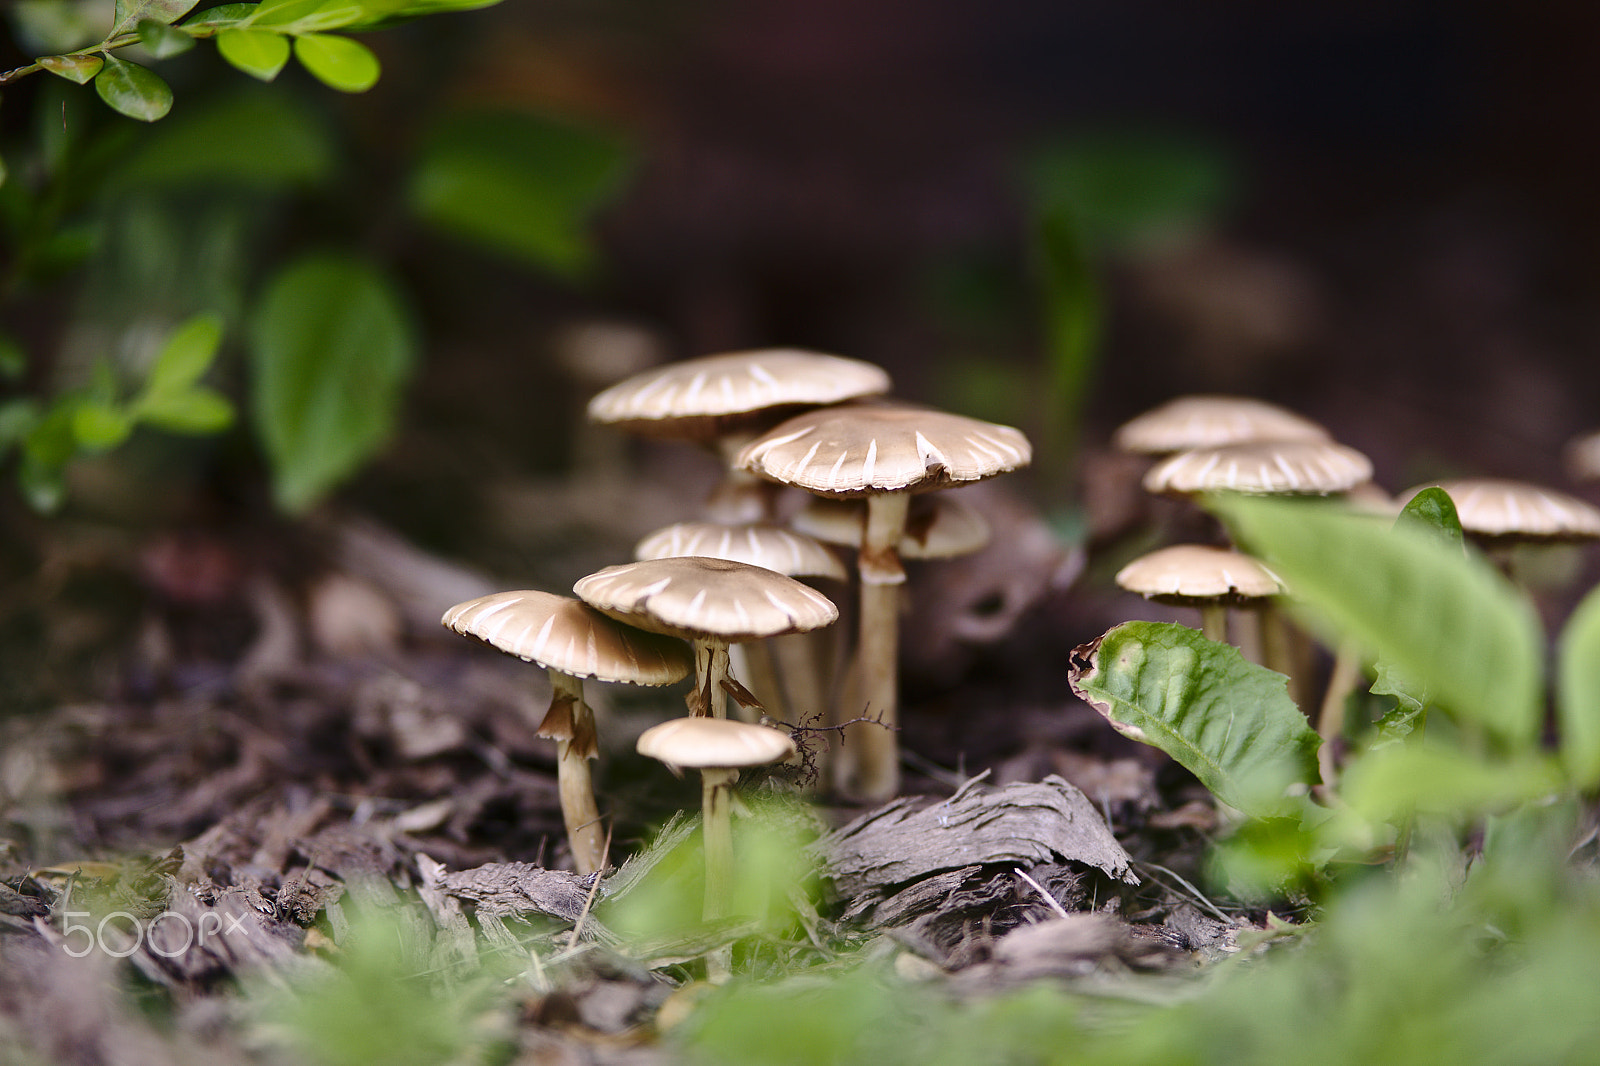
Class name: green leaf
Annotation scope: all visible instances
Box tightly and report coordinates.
[1215,496,1545,749]
[293,33,379,92]
[110,87,335,189]
[137,386,235,433]
[144,313,224,396]
[186,4,259,28]
[408,110,631,278]
[345,0,502,27]
[1067,621,1321,816]
[1395,485,1465,548]
[248,253,416,513]
[112,0,200,36]
[137,18,197,58]
[39,54,105,85]
[1341,743,1564,823]
[216,27,291,80]
[71,401,134,450]
[1558,582,1600,788]
[94,56,174,121]
[250,0,364,31]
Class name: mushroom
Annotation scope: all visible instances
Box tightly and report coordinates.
[636,716,797,921]
[1114,544,1282,649]
[586,349,892,521]
[1403,477,1600,580]
[1113,395,1331,456]
[737,402,1032,799]
[1142,439,1373,497]
[633,521,846,724]
[574,556,838,721]
[791,491,992,562]
[441,590,693,876]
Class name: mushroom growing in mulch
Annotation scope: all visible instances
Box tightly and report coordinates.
[737,401,1032,799]
[574,556,839,721]
[1114,544,1283,650]
[441,590,693,876]
[585,349,892,521]
[635,715,798,921]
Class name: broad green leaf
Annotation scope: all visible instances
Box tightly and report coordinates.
[137,18,196,57]
[250,0,363,30]
[1395,485,1465,548]
[216,27,290,80]
[1216,495,1544,749]
[1067,621,1320,816]
[346,0,501,26]
[186,4,258,28]
[293,33,379,92]
[408,110,631,278]
[1341,743,1563,823]
[110,88,334,189]
[112,0,198,36]
[39,54,105,84]
[71,401,134,450]
[248,253,416,513]
[1558,582,1600,787]
[137,386,235,433]
[144,313,224,395]
[94,56,173,121]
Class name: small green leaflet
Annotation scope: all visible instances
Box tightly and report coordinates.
[111,0,200,36]
[293,33,380,92]
[94,55,174,121]
[40,55,106,85]
[217,27,291,81]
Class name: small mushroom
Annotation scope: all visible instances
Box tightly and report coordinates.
[636,716,797,921]
[738,401,1032,799]
[1143,439,1373,497]
[586,349,892,521]
[441,590,692,876]
[574,556,838,721]
[1113,395,1331,455]
[1114,544,1282,647]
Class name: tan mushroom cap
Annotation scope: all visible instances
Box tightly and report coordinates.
[441,590,692,685]
[791,492,991,559]
[1564,430,1600,483]
[585,349,891,440]
[1409,478,1600,542]
[574,557,839,642]
[635,521,846,581]
[636,716,797,770]
[1113,395,1331,455]
[737,403,1032,499]
[1143,439,1373,496]
[1116,545,1283,605]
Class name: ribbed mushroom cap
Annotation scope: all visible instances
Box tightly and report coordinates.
[585,349,891,441]
[635,521,847,581]
[441,590,692,685]
[791,492,992,559]
[1113,395,1330,455]
[636,716,797,770]
[574,557,839,642]
[1143,440,1373,496]
[1115,545,1283,606]
[1409,478,1600,542]
[737,403,1032,499]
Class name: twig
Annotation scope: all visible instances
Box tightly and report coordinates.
[1014,867,1070,919]
[565,823,612,952]
[1135,860,1235,925]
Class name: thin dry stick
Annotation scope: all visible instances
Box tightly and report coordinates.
[565,823,613,953]
[1014,867,1071,919]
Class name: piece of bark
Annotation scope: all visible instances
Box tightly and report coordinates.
[813,775,1138,900]
[425,860,616,946]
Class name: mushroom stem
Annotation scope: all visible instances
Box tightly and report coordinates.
[843,492,911,799]
[1260,600,1302,708]
[700,767,739,921]
[730,640,784,723]
[692,641,734,718]
[541,671,606,876]
[1199,603,1227,644]
[1316,637,1364,787]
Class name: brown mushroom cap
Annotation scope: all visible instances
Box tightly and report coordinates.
[635,521,847,581]
[574,557,839,642]
[791,492,992,559]
[1409,478,1600,542]
[1113,395,1331,455]
[585,349,891,441]
[636,715,797,770]
[736,403,1032,499]
[441,590,693,685]
[1143,440,1373,496]
[1115,545,1283,606]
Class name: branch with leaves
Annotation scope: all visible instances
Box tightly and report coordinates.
[1,0,502,122]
